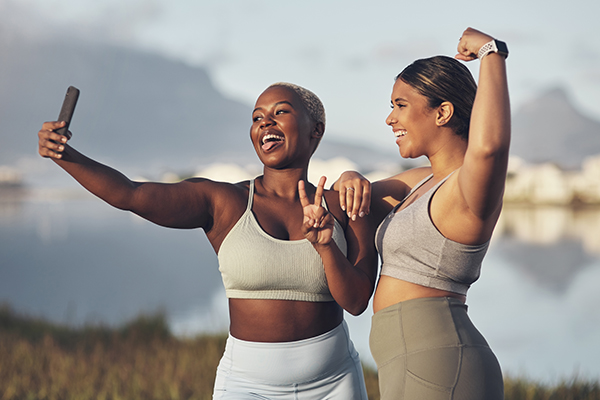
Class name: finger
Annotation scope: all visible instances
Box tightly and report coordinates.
[339,187,347,212]
[319,212,334,229]
[39,124,69,145]
[455,53,476,62]
[360,183,371,217]
[42,120,68,133]
[313,207,328,228]
[350,186,364,220]
[38,142,62,158]
[298,180,310,208]
[345,187,357,219]
[39,141,64,159]
[314,176,326,207]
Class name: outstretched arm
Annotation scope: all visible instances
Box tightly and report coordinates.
[38,121,212,229]
[299,177,378,316]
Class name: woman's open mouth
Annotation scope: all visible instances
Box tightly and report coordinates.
[261,133,285,151]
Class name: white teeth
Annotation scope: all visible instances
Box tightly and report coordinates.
[394,130,407,138]
[262,134,284,144]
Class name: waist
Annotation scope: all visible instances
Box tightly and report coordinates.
[218,320,356,385]
[373,276,466,314]
[229,298,343,342]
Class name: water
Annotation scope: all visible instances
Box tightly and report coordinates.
[2,189,599,383]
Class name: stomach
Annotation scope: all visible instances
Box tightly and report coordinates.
[228,298,343,342]
[373,276,466,314]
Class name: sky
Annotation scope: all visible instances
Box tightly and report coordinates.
[4,0,600,151]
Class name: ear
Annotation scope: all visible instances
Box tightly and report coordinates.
[436,102,454,126]
[311,122,325,139]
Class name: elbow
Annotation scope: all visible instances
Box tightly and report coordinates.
[344,291,372,316]
[346,303,368,317]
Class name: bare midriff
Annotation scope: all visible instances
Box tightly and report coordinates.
[228,298,343,342]
[373,275,466,314]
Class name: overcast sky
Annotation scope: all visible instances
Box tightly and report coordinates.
[4,0,600,150]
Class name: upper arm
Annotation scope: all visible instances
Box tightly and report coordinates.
[456,56,510,220]
[126,178,221,230]
[345,212,379,288]
[324,191,378,286]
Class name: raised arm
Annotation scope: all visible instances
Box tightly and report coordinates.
[455,28,511,220]
[299,177,378,315]
[38,121,213,229]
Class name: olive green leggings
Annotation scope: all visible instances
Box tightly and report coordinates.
[370,297,504,400]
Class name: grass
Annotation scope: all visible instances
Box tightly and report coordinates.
[0,304,598,400]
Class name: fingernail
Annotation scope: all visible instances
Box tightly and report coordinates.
[58,146,64,151]
[352,215,356,221]
[341,205,346,211]
[359,212,365,218]
[61,137,67,143]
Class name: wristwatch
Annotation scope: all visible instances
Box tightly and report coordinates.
[477,39,509,60]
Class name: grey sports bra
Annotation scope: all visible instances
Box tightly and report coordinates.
[217,179,348,302]
[375,173,489,295]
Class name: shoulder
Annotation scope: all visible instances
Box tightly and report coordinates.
[370,166,432,218]
[184,177,250,231]
[378,166,433,187]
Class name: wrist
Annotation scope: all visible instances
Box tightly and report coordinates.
[312,241,333,252]
[477,39,509,60]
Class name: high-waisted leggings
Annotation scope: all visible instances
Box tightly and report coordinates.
[213,320,368,399]
[370,297,504,400]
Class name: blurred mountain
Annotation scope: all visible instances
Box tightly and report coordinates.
[511,87,600,169]
[0,37,254,172]
[0,36,400,180]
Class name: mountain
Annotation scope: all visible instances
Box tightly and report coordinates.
[0,36,401,182]
[0,37,253,171]
[511,88,600,169]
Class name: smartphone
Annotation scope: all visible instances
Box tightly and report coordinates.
[55,86,80,139]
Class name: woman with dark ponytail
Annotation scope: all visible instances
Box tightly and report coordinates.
[337,27,509,399]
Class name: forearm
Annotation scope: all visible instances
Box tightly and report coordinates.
[54,144,140,210]
[313,242,375,316]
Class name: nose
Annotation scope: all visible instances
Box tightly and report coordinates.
[386,110,396,126]
[260,114,276,128]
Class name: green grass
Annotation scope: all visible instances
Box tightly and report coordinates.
[0,304,598,400]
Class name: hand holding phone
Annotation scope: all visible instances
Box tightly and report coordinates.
[56,86,80,139]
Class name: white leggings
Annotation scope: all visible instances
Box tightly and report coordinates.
[213,321,368,399]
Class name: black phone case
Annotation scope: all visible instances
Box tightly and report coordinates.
[55,86,80,138]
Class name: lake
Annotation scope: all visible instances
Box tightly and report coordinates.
[1,188,599,383]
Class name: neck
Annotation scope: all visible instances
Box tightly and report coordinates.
[427,134,468,179]
[259,166,312,199]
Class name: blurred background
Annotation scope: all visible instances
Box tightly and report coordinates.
[1,0,600,384]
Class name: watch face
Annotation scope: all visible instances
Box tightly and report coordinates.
[495,40,509,55]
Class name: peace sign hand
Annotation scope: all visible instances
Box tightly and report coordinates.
[298,176,335,246]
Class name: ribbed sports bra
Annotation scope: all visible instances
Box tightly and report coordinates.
[375,172,489,295]
[217,179,347,302]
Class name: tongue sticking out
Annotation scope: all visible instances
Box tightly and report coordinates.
[262,137,283,151]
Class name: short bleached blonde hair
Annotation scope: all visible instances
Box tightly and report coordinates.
[267,82,326,128]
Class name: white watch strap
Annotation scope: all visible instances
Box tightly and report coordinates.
[477,40,497,59]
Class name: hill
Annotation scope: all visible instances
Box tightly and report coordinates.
[511,88,600,169]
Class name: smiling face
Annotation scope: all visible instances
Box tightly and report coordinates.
[386,78,439,159]
[250,85,321,169]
